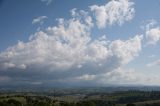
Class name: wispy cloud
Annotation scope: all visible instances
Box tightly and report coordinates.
[147,59,160,67]
[41,0,53,5]
[32,16,48,25]
[148,55,156,58]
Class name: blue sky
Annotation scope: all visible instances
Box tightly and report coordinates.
[0,0,160,87]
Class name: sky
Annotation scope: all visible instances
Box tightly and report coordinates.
[0,0,160,87]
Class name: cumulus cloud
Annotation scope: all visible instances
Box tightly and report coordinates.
[0,0,145,86]
[109,35,142,64]
[101,68,160,85]
[143,20,160,45]
[32,16,48,25]
[0,16,142,85]
[0,14,142,73]
[66,67,160,86]
[90,0,135,28]
[98,68,141,85]
[146,27,160,45]
[51,68,137,86]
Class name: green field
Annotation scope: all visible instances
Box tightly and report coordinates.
[1,90,160,106]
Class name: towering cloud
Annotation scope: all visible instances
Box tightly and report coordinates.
[90,0,135,28]
[0,0,146,86]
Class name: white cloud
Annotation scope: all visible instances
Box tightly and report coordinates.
[67,67,160,86]
[90,0,135,28]
[0,12,93,71]
[32,16,48,25]
[76,74,96,81]
[0,1,145,86]
[41,0,53,5]
[146,27,160,45]
[99,68,140,85]
[99,68,160,85]
[0,15,142,82]
[110,35,143,64]
[70,8,78,17]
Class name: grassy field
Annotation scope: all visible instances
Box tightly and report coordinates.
[1,90,160,106]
